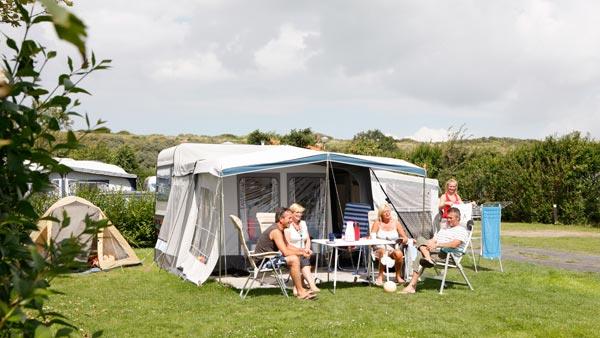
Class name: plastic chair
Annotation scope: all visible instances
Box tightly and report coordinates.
[230,215,288,299]
[429,220,475,294]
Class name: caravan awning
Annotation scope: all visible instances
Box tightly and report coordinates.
[328,153,425,176]
[193,146,426,177]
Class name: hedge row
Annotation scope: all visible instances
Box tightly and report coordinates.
[414,132,599,225]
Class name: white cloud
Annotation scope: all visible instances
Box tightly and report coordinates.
[151,52,234,81]
[406,127,448,142]
[33,1,600,139]
[254,24,320,75]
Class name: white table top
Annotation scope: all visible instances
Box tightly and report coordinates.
[313,238,396,247]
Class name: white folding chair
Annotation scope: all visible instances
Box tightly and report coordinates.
[256,212,275,233]
[430,220,475,294]
[230,215,288,299]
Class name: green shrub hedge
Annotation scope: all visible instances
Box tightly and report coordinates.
[407,132,600,225]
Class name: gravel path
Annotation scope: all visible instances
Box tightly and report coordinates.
[501,245,600,273]
[489,230,600,273]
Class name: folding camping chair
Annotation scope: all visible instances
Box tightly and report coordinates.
[454,203,478,272]
[426,220,475,294]
[256,212,275,233]
[230,215,288,299]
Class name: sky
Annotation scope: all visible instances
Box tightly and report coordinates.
[17,0,600,141]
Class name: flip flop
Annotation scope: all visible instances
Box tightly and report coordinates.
[298,292,317,300]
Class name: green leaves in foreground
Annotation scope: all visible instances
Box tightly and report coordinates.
[1,0,110,336]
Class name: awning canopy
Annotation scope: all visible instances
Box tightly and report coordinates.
[192,145,426,177]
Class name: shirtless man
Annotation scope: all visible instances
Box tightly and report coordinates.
[254,207,316,300]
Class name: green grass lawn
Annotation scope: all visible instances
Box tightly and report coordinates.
[47,248,600,337]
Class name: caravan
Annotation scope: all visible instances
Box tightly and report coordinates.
[154,143,439,285]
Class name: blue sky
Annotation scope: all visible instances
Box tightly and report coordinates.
[21,0,600,141]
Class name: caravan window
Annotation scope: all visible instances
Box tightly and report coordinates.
[190,187,218,262]
[68,180,109,194]
[155,165,172,216]
[287,174,327,239]
[238,175,280,244]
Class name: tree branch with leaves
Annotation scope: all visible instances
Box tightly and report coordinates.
[1,0,111,336]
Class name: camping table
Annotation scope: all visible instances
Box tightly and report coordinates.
[313,238,396,294]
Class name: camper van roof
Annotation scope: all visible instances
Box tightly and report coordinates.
[55,158,137,179]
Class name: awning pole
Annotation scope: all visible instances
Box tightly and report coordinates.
[422,165,427,236]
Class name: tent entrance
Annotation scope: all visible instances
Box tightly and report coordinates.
[328,165,373,235]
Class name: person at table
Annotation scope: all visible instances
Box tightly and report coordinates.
[400,207,468,294]
[254,207,316,300]
[284,203,320,293]
[371,204,409,285]
[439,178,463,226]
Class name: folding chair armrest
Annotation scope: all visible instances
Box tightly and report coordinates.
[440,248,462,254]
[249,251,280,259]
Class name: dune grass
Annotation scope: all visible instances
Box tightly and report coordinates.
[46,248,600,337]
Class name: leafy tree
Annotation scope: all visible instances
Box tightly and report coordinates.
[408,143,443,178]
[69,141,115,163]
[281,128,316,148]
[113,144,139,174]
[348,129,399,157]
[0,0,110,335]
[246,129,279,145]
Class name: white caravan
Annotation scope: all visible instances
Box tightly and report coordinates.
[49,158,137,197]
[154,143,439,285]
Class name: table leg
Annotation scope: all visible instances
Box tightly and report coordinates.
[367,246,373,286]
[333,247,339,294]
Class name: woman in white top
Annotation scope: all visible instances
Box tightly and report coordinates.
[284,203,320,293]
[371,204,409,285]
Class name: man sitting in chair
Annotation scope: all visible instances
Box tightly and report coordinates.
[254,207,316,300]
[400,207,468,294]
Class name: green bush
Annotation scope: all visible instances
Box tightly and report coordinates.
[404,132,599,226]
[76,189,156,247]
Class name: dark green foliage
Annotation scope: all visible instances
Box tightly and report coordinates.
[76,189,156,247]
[496,132,600,224]
[280,128,316,148]
[429,132,599,225]
[408,143,443,178]
[113,144,139,174]
[0,1,109,335]
[348,129,400,157]
[246,129,279,145]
